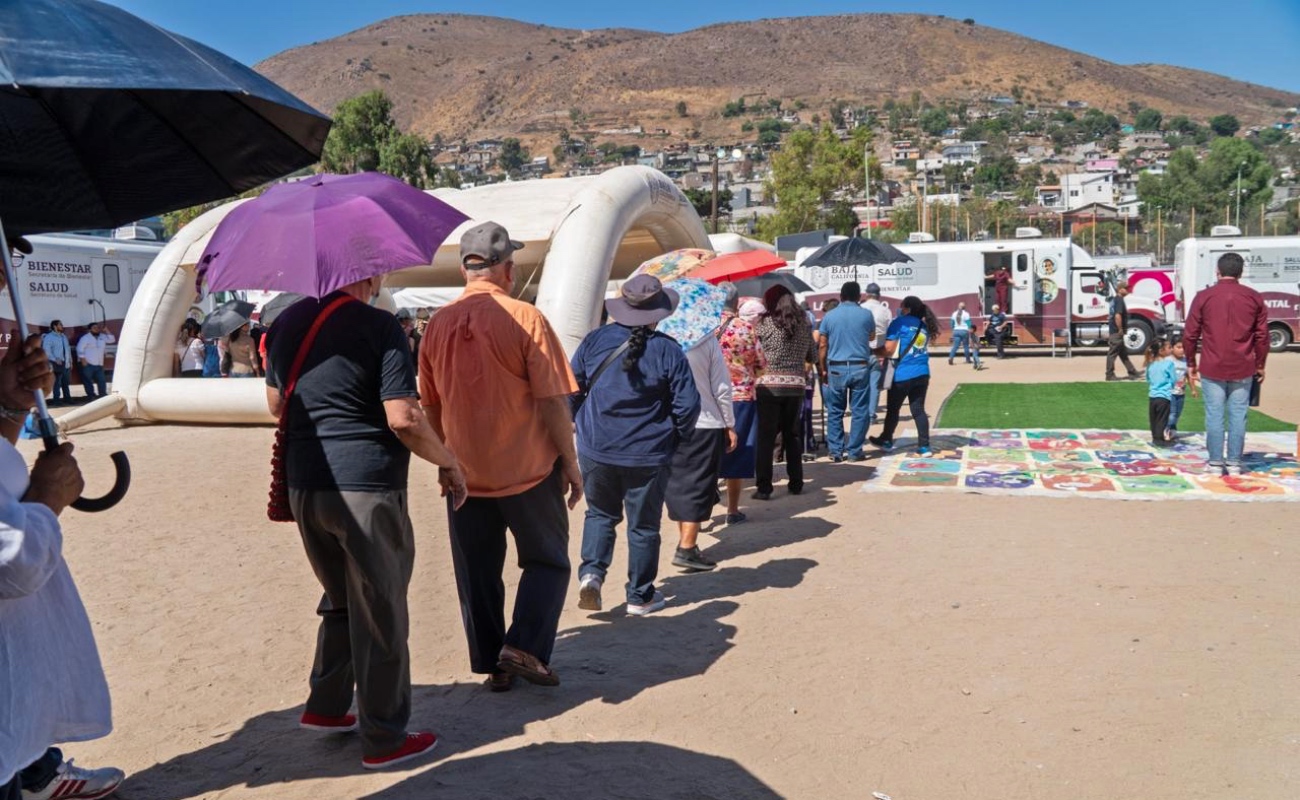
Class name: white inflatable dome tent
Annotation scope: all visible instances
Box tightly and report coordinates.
[59,166,710,430]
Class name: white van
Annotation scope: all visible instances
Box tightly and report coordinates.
[1173,228,1300,351]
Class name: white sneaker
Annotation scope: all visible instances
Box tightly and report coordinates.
[627,590,666,617]
[22,759,124,800]
[1225,465,1243,477]
[577,575,602,611]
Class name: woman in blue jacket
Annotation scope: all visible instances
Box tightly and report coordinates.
[570,275,701,617]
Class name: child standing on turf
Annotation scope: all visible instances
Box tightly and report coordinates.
[1165,338,1197,441]
[1145,339,1176,447]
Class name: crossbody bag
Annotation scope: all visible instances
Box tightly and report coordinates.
[573,339,631,411]
[880,320,925,392]
[267,294,355,522]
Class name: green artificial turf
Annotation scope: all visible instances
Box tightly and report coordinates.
[937,381,1295,432]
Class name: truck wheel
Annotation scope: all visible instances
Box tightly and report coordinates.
[1124,319,1153,355]
[1268,324,1292,352]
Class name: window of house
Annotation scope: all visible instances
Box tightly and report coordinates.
[1070,190,1079,197]
[102,264,120,294]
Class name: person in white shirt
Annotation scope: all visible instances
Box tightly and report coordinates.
[74,323,115,400]
[949,302,973,365]
[668,336,735,573]
[0,330,124,800]
[859,283,892,423]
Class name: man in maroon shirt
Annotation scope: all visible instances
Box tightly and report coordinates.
[1182,252,1269,475]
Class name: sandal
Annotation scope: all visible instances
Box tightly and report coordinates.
[484,671,514,693]
[496,645,560,687]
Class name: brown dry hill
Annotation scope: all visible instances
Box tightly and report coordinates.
[256,13,1299,146]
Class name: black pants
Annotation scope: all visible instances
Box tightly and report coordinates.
[990,328,1007,357]
[756,390,804,494]
[1106,333,1138,378]
[1149,397,1171,443]
[447,463,570,673]
[879,375,931,449]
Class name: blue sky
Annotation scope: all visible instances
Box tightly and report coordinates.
[112,0,1300,93]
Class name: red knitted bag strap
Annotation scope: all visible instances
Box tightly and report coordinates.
[279,294,355,408]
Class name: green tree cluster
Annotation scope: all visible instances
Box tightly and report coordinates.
[321,90,456,189]
[683,187,733,219]
[497,138,530,174]
[1134,107,1163,131]
[756,125,874,240]
[1209,114,1241,138]
[1136,137,1272,229]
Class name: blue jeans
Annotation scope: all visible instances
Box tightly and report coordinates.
[824,361,875,457]
[50,363,72,402]
[948,330,972,362]
[1201,377,1251,466]
[1169,394,1186,431]
[579,456,670,604]
[866,357,884,420]
[80,364,106,398]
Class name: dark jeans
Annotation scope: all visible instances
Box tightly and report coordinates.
[879,375,931,449]
[990,328,1007,357]
[50,363,72,402]
[579,456,670,604]
[447,463,570,673]
[18,747,61,793]
[1105,333,1138,378]
[1149,397,1171,443]
[80,363,107,398]
[756,389,804,494]
[290,488,415,758]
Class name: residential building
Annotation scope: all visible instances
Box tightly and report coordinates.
[942,141,986,165]
[892,140,922,165]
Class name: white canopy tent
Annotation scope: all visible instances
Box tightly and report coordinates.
[58,166,710,430]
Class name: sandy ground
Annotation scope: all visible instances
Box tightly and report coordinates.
[24,348,1300,800]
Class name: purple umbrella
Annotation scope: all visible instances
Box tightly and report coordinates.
[197,172,469,297]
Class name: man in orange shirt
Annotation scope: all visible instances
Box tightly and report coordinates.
[419,222,581,691]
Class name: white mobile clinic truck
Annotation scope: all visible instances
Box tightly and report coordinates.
[1173,226,1300,351]
[793,229,1165,354]
[3,231,166,372]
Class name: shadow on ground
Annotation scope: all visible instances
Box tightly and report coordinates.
[362,740,785,799]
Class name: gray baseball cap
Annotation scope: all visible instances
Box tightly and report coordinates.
[460,221,523,267]
[865,282,881,295]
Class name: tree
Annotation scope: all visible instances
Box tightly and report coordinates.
[1258,127,1287,146]
[378,133,434,187]
[1137,137,1272,224]
[1167,115,1197,135]
[1209,114,1241,138]
[497,138,529,174]
[919,107,950,137]
[321,90,399,174]
[675,100,688,117]
[1134,107,1163,132]
[755,125,865,241]
[972,153,1019,194]
[683,187,733,219]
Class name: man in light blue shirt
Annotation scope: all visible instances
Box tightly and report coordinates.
[948,302,972,365]
[40,320,72,406]
[817,281,876,462]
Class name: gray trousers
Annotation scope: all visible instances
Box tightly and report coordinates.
[290,489,414,758]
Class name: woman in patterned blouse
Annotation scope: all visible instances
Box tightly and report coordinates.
[754,286,816,499]
[717,289,767,523]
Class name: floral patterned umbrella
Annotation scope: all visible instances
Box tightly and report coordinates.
[657,277,728,350]
[631,248,716,283]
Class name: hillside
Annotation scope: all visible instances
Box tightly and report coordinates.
[256,13,1299,146]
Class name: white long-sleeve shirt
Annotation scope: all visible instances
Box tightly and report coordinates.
[0,443,112,785]
[76,331,115,366]
[685,337,735,430]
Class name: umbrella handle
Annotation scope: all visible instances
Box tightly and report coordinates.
[70,451,131,513]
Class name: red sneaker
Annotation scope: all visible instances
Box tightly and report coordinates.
[362,732,439,770]
[299,711,358,733]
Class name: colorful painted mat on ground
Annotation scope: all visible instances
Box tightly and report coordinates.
[861,430,1300,502]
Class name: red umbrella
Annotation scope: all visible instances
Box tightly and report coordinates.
[690,250,787,284]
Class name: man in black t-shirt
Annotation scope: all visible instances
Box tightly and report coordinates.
[1105,281,1140,381]
[264,276,467,771]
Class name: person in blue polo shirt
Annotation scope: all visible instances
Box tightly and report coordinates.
[816,281,876,462]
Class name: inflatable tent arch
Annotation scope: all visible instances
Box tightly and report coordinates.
[58,166,709,431]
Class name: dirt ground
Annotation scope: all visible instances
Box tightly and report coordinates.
[26,347,1300,800]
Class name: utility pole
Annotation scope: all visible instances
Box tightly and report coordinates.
[864,140,872,239]
[1235,161,1246,229]
[711,152,720,234]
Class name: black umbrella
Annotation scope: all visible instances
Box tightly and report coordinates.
[733,272,814,298]
[0,0,331,512]
[800,237,914,268]
[201,300,256,340]
[257,293,307,329]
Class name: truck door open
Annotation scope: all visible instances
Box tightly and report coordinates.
[1011,250,1034,315]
